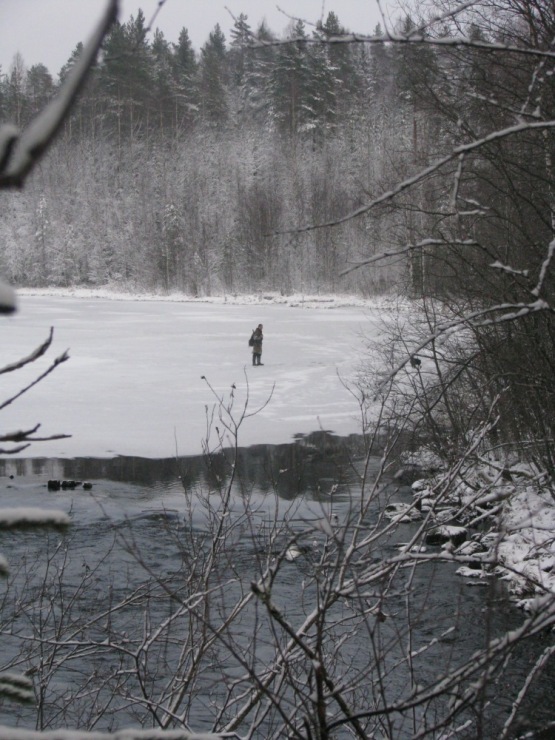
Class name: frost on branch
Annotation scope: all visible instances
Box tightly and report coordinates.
[0,327,71,454]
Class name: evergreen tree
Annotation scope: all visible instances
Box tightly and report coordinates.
[270,21,311,135]
[198,24,228,124]
[229,13,252,88]
[364,24,395,107]
[245,21,277,124]
[98,11,155,137]
[229,14,276,123]
[0,66,5,123]
[304,35,337,132]
[122,9,154,109]
[151,28,175,132]
[393,15,439,108]
[315,11,361,119]
[4,53,27,127]
[25,64,54,120]
[59,43,104,140]
[59,43,84,83]
[172,28,199,129]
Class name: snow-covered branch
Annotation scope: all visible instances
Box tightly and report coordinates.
[0,0,118,188]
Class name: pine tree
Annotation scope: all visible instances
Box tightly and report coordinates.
[151,28,175,132]
[364,24,395,107]
[270,20,311,135]
[198,24,228,124]
[245,22,277,125]
[0,65,5,123]
[229,13,252,88]
[304,36,336,133]
[59,43,84,83]
[172,28,199,129]
[98,11,155,138]
[393,15,439,108]
[4,53,27,127]
[314,11,360,122]
[122,9,154,112]
[59,43,103,140]
[25,64,54,120]
[229,14,276,124]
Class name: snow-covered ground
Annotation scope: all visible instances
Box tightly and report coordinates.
[0,289,393,459]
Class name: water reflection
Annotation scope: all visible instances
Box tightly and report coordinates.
[0,430,371,501]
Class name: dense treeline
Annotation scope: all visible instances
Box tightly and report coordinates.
[0,9,423,295]
[0,3,553,310]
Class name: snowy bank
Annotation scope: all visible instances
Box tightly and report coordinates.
[406,450,555,611]
[15,286,407,311]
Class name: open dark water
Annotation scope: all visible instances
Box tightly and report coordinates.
[0,432,553,738]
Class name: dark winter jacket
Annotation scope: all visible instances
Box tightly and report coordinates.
[252,329,263,353]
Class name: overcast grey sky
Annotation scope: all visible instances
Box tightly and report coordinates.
[0,0,394,77]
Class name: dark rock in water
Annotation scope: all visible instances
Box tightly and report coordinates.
[49,480,86,491]
[384,502,422,522]
[425,525,467,547]
[83,482,93,490]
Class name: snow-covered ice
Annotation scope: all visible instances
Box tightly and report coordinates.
[0,291,387,459]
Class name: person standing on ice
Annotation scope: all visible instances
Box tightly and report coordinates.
[250,324,264,366]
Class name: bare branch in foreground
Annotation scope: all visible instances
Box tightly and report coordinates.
[0,0,118,188]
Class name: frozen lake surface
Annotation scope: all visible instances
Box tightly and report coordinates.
[1,294,384,458]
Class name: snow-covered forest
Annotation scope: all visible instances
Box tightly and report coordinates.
[0,9,402,295]
[0,2,525,297]
[1,2,552,301]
